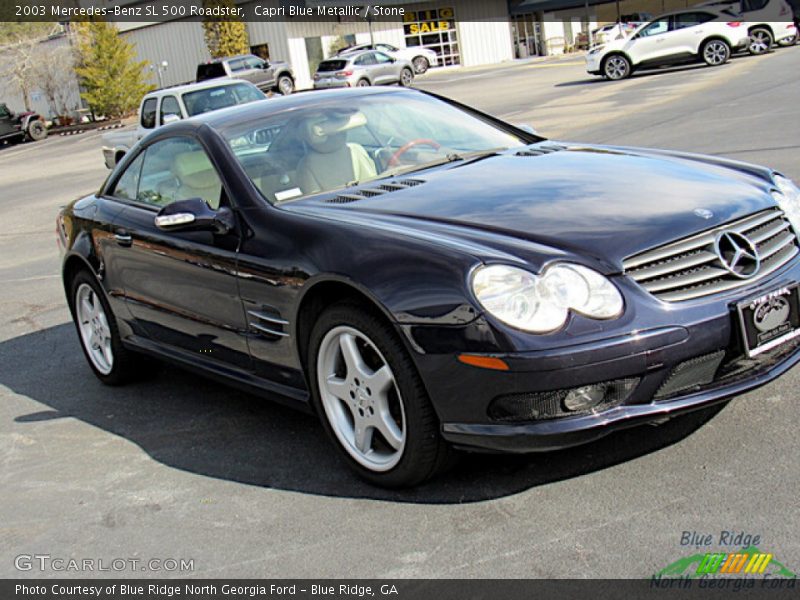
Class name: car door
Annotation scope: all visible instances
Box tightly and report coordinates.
[104,136,251,369]
[672,12,719,56]
[625,17,673,65]
[245,55,275,89]
[0,104,17,138]
[373,51,398,83]
[158,95,182,125]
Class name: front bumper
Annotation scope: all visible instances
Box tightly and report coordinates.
[585,53,603,73]
[404,263,800,453]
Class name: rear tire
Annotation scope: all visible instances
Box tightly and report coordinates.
[307,302,453,487]
[748,28,773,55]
[356,78,371,87]
[69,270,148,385]
[602,54,631,80]
[412,56,430,74]
[701,39,730,66]
[399,67,414,87]
[777,32,798,47]
[26,119,47,142]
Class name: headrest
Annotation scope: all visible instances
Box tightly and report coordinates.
[303,112,366,154]
[172,151,219,189]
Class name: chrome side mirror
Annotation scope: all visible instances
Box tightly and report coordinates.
[155,197,234,234]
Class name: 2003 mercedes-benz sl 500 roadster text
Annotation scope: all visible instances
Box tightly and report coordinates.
[58,88,800,486]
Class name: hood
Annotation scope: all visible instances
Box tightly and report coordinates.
[294,144,778,272]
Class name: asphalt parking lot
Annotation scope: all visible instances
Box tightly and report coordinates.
[1,47,799,578]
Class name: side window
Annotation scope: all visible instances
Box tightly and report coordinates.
[244,56,264,69]
[374,52,394,64]
[140,98,157,129]
[159,96,182,125]
[639,18,670,37]
[228,58,246,72]
[111,152,145,201]
[137,137,224,209]
[0,104,11,118]
[674,13,714,29]
[355,54,376,66]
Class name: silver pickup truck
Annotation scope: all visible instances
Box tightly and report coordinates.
[101,79,265,169]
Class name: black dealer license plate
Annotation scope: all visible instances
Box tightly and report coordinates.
[736,284,800,357]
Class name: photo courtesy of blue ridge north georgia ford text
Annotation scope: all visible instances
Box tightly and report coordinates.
[0,0,799,593]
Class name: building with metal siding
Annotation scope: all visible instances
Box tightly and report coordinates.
[120,1,516,90]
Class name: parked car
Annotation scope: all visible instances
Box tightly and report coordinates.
[337,42,438,74]
[697,0,798,52]
[0,102,47,144]
[586,9,751,80]
[313,50,414,89]
[59,87,800,487]
[591,22,637,45]
[196,54,295,95]
[101,80,264,169]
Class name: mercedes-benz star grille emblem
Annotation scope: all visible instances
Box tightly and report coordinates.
[714,231,760,279]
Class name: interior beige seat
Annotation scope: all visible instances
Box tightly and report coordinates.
[171,151,222,208]
[296,113,377,195]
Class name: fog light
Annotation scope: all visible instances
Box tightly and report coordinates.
[563,384,606,411]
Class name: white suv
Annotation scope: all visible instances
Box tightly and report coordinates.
[586,9,751,80]
[699,0,798,53]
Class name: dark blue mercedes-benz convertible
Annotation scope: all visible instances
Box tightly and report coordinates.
[57,87,800,487]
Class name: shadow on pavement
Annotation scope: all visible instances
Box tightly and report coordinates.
[1,323,726,503]
[555,61,734,88]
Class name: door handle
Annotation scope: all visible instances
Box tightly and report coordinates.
[114,230,132,247]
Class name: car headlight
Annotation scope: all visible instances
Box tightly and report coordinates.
[471,263,624,334]
[772,174,800,235]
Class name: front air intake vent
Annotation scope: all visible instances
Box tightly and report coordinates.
[327,179,425,204]
[623,209,799,302]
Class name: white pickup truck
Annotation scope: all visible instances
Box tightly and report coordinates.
[101,79,265,169]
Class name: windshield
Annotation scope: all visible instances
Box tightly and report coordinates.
[222,92,529,204]
[182,83,264,117]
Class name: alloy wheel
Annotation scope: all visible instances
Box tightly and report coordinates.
[278,76,294,95]
[400,69,414,86]
[316,325,406,472]
[75,283,114,375]
[749,30,772,55]
[604,56,629,80]
[412,56,429,74]
[704,41,729,65]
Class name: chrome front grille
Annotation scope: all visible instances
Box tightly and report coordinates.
[623,209,799,302]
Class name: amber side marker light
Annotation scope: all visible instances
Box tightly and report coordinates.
[457,354,510,371]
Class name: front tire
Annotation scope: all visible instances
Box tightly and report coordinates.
[602,54,631,80]
[276,74,294,95]
[308,302,451,487]
[26,119,47,142]
[399,67,414,87]
[748,28,773,55]
[702,39,730,66]
[412,56,430,74]
[69,270,146,385]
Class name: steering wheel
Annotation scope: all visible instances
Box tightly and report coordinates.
[388,139,441,167]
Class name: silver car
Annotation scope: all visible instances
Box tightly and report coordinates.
[313,50,414,89]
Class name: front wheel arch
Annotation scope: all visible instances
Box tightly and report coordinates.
[294,279,398,385]
[601,52,632,79]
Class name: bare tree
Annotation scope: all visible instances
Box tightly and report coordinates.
[0,23,61,111]
[30,42,76,118]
